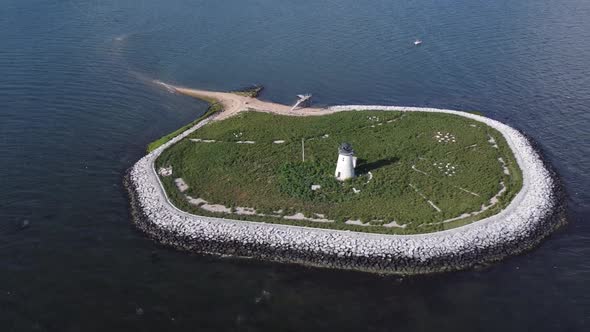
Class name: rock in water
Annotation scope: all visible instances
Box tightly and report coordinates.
[20,219,30,230]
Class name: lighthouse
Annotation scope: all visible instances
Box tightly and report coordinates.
[335,143,357,181]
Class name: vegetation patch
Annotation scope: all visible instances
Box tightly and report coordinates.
[277,161,363,202]
[156,110,523,234]
[230,85,264,98]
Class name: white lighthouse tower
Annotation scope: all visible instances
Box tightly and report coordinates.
[335,143,357,181]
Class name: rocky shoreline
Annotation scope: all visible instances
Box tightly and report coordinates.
[125,106,565,274]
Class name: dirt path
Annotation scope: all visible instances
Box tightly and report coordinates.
[155,80,334,121]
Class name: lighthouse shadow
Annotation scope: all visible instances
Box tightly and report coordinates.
[355,157,399,174]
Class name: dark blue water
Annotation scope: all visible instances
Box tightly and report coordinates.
[1,0,589,330]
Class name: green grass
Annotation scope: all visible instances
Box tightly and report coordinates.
[156,110,523,234]
[146,99,222,153]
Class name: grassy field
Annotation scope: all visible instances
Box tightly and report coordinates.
[156,110,522,234]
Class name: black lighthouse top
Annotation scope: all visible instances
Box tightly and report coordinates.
[338,143,355,156]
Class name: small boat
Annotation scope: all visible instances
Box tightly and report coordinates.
[414,39,423,46]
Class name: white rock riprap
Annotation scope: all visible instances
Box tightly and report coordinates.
[125,106,564,274]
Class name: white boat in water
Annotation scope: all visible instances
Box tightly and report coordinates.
[414,39,423,46]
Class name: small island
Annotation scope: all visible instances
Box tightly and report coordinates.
[125,82,564,274]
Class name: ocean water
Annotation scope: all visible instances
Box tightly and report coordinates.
[1,0,589,330]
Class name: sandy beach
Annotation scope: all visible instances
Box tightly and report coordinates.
[155,80,333,121]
